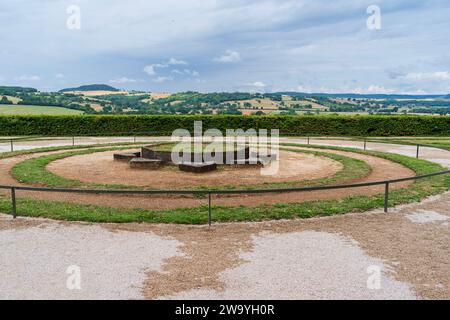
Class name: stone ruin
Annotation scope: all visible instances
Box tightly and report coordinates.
[113,144,276,173]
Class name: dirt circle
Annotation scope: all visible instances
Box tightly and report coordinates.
[46,149,343,188]
[0,145,416,210]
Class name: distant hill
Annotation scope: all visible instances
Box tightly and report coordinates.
[0,86,37,95]
[59,84,119,93]
[275,92,450,100]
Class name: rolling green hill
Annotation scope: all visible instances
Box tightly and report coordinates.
[59,84,119,93]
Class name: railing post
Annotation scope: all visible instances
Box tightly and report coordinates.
[307,137,310,145]
[72,136,75,147]
[208,193,212,226]
[416,145,420,159]
[11,187,17,219]
[384,182,389,213]
[10,139,14,152]
[364,139,367,151]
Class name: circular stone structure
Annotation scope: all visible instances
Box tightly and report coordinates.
[47,149,344,189]
[114,143,275,173]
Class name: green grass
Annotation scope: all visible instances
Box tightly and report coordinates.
[0,104,83,115]
[0,143,449,224]
[10,144,371,191]
[11,146,143,189]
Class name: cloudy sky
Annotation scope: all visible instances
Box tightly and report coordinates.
[1,0,450,94]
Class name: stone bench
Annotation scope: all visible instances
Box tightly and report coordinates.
[178,162,217,173]
[129,158,163,170]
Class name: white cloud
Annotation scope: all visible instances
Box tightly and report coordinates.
[171,69,199,77]
[296,85,315,93]
[144,58,188,77]
[351,85,395,94]
[152,76,173,83]
[214,50,241,63]
[403,71,450,81]
[143,64,166,76]
[249,81,266,88]
[296,84,395,94]
[55,73,65,79]
[168,58,187,65]
[15,75,40,81]
[109,77,142,84]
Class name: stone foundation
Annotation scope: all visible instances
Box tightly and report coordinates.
[113,152,141,162]
[179,162,217,173]
[129,158,163,170]
[114,144,274,173]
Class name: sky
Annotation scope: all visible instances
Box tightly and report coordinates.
[1,0,450,94]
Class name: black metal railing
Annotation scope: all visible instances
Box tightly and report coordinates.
[1,134,450,225]
[1,169,449,225]
[1,134,447,160]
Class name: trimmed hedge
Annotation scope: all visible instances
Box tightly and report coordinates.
[0,115,449,136]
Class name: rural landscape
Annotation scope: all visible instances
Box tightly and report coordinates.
[1,0,450,309]
[2,84,450,116]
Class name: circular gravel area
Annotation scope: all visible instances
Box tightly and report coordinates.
[46,149,342,188]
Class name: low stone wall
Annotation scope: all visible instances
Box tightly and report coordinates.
[113,152,141,162]
[129,158,163,170]
[179,162,217,173]
[141,145,251,165]
[114,145,272,173]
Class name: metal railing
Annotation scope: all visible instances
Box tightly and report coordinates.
[1,170,449,225]
[1,134,449,225]
[1,134,446,160]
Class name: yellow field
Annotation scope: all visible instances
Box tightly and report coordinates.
[150,92,171,99]
[3,95,21,104]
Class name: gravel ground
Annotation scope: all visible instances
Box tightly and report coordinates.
[47,149,341,188]
[159,231,416,300]
[0,217,181,300]
[406,210,449,224]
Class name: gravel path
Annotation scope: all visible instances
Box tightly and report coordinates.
[160,231,416,300]
[0,217,181,300]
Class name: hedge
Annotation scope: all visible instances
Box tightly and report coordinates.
[0,115,449,136]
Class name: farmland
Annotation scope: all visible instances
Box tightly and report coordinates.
[0,104,83,115]
[2,85,450,116]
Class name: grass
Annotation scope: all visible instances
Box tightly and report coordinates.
[0,104,83,115]
[0,143,449,224]
[10,144,371,191]
[11,146,143,189]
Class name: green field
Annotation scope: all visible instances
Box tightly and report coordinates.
[0,104,83,115]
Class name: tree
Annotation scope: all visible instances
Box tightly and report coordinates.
[0,96,13,105]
